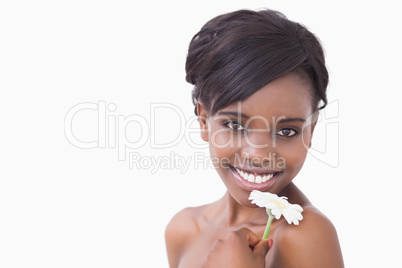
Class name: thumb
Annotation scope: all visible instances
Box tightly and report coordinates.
[253,238,272,257]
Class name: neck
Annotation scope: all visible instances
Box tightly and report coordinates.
[222,191,268,227]
[220,182,302,227]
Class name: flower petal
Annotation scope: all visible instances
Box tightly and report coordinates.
[289,203,303,212]
[281,209,292,224]
[271,208,282,219]
[248,190,304,226]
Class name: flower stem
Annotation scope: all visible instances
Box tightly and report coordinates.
[262,210,274,240]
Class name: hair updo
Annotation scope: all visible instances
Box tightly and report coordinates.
[185,9,328,116]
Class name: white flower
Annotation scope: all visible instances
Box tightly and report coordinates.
[249,190,303,225]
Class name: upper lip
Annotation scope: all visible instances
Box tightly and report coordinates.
[231,165,281,175]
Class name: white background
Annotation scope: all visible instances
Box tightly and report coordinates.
[1,0,401,267]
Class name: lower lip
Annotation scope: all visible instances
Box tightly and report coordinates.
[230,166,281,192]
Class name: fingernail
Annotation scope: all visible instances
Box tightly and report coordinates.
[268,239,273,248]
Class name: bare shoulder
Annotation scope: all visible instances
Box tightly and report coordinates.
[273,206,344,268]
[165,205,206,268]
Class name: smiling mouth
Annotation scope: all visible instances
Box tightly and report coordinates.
[230,166,281,184]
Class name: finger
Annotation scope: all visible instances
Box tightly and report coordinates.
[253,238,270,257]
[247,229,260,247]
[235,228,260,247]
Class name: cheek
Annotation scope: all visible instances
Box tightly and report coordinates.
[210,128,235,148]
[277,135,310,170]
[209,129,239,163]
[284,147,308,171]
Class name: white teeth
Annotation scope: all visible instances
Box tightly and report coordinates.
[262,174,273,182]
[234,167,276,184]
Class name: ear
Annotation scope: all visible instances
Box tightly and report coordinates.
[196,101,210,142]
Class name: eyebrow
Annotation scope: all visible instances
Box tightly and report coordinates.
[276,117,306,124]
[217,111,306,123]
[216,111,250,119]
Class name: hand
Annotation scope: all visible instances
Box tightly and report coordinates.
[202,228,272,268]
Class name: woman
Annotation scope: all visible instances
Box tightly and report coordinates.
[166,8,344,268]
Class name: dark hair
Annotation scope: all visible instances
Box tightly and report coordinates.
[185,9,328,116]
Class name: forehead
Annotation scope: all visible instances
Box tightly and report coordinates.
[222,72,313,118]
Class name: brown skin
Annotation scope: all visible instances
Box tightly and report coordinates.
[165,72,344,268]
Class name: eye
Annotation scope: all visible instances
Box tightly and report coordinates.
[277,128,298,137]
[225,121,245,131]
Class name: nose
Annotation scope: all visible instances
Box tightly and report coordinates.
[242,150,276,167]
[241,132,276,167]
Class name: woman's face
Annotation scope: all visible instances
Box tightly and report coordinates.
[198,71,317,206]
